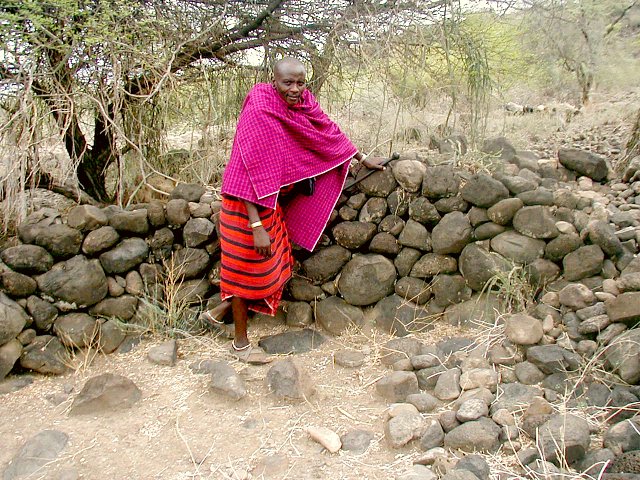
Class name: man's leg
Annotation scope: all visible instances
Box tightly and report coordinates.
[231,297,250,349]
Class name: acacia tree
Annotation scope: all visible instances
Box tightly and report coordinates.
[521,0,638,105]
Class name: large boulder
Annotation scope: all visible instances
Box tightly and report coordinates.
[67,205,108,231]
[33,224,83,258]
[36,256,108,307]
[558,148,608,181]
[459,244,510,291]
[0,339,21,379]
[53,313,99,348]
[562,245,604,281]
[0,245,53,274]
[537,414,591,465]
[461,173,510,208]
[444,417,501,453]
[512,206,559,239]
[183,218,215,248]
[371,294,432,337]
[432,212,472,254]
[604,329,640,384]
[20,335,69,375]
[82,226,120,255]
[332,221,377,249]
[70,373,142,415]
[392,160,427,192]
[411,253,458,278]
[606,292,640,327]
[0,292,29,345]
[338,254,396,305]
[398,219,432,251]
[490,231,545,264]
[315,296,364,335]
[170,248,210,279]
[422,165,460,199]
[302,245,351,283]
[99,238,149,274]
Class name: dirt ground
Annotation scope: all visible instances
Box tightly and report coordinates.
[0,313,470,480]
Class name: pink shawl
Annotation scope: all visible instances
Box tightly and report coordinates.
[222,83,357,251]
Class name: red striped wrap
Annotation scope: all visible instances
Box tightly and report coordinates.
[219,195,293,315]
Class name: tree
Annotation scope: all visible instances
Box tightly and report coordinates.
[521,0,638,105]
[2,0,461,211]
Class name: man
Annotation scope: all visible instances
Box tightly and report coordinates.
[201,57,383,363]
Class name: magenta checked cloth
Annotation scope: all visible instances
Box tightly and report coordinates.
[221,83,357,251]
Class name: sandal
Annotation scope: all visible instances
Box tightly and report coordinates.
[230,341,273,365]
[199,310,234,339]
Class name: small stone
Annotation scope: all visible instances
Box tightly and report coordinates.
[456,399,489,422]
[147,339,178,366]
[334,350,366,368]
[209,360,246,400]
[69,373,141,415]
[340,429,374,454]
[307,426,341,453]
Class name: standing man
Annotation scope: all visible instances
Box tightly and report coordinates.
[201,57,383,363]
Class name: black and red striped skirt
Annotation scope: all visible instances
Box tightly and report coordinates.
[219,195,293,315]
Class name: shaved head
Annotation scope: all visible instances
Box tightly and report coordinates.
[272,57,307,106]
[274,57,306,78]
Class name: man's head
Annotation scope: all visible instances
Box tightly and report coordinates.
[272,57,306,106]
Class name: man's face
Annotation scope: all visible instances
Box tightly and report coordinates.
[273,65,306,106]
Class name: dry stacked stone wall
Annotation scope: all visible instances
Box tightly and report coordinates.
[0,136,639,389]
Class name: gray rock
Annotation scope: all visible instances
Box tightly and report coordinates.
[333,350,366,368]
[527,258,562,289]
[379,214,405,236]
[434,195,468,214]
[333,221,377,249]
[432,274,472,308]
[359,197,388,224]
[31,224,82,259]
[444,417,501,453]
[82,226,120,255]
[410,253,457,278]
[170,183,206,202]
[302,245,351,283]
[482,136,516,161]
[369,232,401,256]
[146,200,166,227]
[3,430,68,480]
[376,371,419,402]
[183,218,215,248]
[419,419,445,450]
[97,319,126,354]
[99,238,149,274]
[358,168,398,197]
[209,360,246,400]
[88,295,138,321]
[266,358,315,401]
[474,222,507,240]
[1,270,37,298]
[285,301,314,327]
[490,230,546,264]
[69,373,142,415]
[514,361,546,385]
[563,245,605,281]
[37,256,108,307]
[67,205,108,232]
[372,294,432,336]
[1,244,53,274]
[558,283,596,310]
[20,335,68,375]
[316,296,364,335]
[526,345,581,374]
[409,197,441,226]
[578,314,611,334]
[393,160,427,192]
[606,292,640,327]
[558,148,608,181]
[338,254,396,305]
[458,244,510,291]
[385,413,425,448]
[396,277,432,304]
[416,365,447,390]
[388,190,412,216]
[259,329,326,354]
[537,414,591,464]
[589,221,625,257]
[148,339,178,366]
[487,198,523,225]
[604,419,640,454]
[505,313,543,345]
[489,382,543,414]
[165,198,190,226]
[434,368,461,401]
[0,375,34,395]
[340,429,375,454]
[109,209,149,235]
[444,292,501,327]
[461,173,510,208]
[380,337,424,366]
[399,219,432,251]
[173,278,210,304]
[53,313,98,348]
[407,393,441,413]
[432,212,472,255]
[545,234,582,262]
[605,330,640,384]
[0,339,21,379]
[459,369,498,392]
[454,455,490,480]
[289,277,324,301]
[518,187,555,206]
[149,227,174,259]
[423,165,460,199]
[170,247,209,279]
[0,292,28,345]
[395,248,422,277]
[512,206,559,239]
[609,450,640,474]
[456,399,489,422]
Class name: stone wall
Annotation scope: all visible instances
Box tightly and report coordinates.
[0,137,638,385]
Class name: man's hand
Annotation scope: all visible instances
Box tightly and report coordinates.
[252,227,272,257]
[362,156,386,171]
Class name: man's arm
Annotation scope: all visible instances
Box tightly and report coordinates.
[243,200,272,257]
[353,152,386,171]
